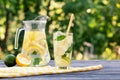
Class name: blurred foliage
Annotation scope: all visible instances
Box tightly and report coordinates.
[0,0,120,60]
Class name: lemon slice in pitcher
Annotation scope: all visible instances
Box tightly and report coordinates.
[26,42,45,56]
[22,41,30,51]
[31,42,45,54]
[26,31,36,41]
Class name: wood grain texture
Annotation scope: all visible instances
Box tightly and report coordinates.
[0,60,120,80]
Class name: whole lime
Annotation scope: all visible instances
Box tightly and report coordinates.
[4,54,16,67]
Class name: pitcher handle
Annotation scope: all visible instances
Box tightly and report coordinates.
[14,27,24,49]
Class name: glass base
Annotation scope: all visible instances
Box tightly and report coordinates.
[58,66,69,69]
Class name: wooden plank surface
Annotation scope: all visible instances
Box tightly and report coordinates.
[0,60,120,80]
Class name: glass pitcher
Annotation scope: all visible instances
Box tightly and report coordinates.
[15,15,50,66]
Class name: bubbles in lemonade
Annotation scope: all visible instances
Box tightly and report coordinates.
[22,31,50,66]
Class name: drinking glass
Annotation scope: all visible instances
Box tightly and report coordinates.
[53,31,73,69]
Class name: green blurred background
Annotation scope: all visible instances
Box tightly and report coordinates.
[0,0,120,60]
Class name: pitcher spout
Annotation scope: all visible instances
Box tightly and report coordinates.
[34,15,49,21]
[22,15,49,31]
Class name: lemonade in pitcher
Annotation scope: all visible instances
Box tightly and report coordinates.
[22,30,50,66]
[15,16,50,66]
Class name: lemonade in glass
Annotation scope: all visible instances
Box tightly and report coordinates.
[53,31,73,69]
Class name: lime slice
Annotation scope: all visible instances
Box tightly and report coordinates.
[61,55,71,64]
[56,57,70,66]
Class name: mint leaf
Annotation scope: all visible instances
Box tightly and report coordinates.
[32,51,37,55]
[33,58,42,65]
[65,45,72,53]
[62,44,73,57]
[56,35,66,41]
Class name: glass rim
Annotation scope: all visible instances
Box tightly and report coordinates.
[53,31,73,35]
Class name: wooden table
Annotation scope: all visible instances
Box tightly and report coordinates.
[0,60,120,80]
